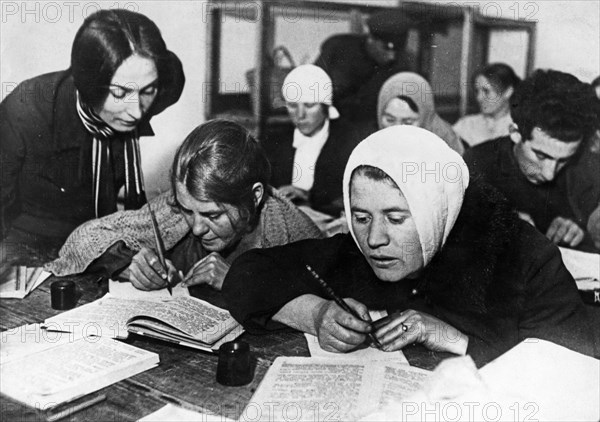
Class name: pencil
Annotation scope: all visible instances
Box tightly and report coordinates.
[46,394,106,421]
[147,201,173,295]
[305,265,383,349]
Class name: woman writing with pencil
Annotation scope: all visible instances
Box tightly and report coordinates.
[48,120,321,291]
[222,125,595,366]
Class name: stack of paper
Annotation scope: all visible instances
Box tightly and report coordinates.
[1,324,159,408]
[0,266,51,299]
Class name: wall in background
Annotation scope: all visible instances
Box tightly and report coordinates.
[1,1,206,197]
[2,0,598,195]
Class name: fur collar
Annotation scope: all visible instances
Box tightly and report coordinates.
[423,178,523,316]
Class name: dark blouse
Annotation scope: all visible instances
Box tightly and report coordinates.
[223,181,595,367]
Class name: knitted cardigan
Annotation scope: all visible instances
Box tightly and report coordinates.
[47,189,322,276]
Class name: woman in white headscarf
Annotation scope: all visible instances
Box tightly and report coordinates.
[263,64,363,217]
[223,125,594,366]
[377,72,464,154]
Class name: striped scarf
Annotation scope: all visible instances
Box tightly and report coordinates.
[76,92,146,217]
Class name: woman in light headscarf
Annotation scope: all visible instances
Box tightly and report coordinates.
[223,126,593,366]
[263,64,363,217]
[377,72,465,155]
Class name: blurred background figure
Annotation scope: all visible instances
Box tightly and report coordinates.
[315,10,416,135]
[377,72,464,155]
[1,9,184,264]
[464,69,599,252]
[453,63,520,147]
[263,65,362,219]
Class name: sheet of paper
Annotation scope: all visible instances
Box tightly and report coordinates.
[139,404,237,422]
[479,338,600,421]
[1,336,159,408]
[1,324,85,364]
[304,333,408,364]
[241,357,430,422]
[559,247,600,281]
[0,267,51,299]
[303,310,408,364]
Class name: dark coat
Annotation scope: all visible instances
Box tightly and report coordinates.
[0,70,178,242]
[223,179,595,367]
[263,117,363,216]
[464,136,600,252]
[314,34,411,132]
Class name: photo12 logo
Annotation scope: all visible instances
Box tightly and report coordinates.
[1,2,139,24]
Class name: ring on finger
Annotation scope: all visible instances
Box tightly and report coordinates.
[401,323,409,332]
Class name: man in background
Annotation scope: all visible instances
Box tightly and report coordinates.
[315,10,415,134]
[464,69,600,252]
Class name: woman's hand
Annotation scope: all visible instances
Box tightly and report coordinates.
[313,298,372,353]
[128,247,178,291]
[546,216,584,247]
[182,252,230,290]
[374,309,468,356]
[278,185,309,203]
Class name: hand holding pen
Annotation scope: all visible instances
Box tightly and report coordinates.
[124,202,179,292]
[127,247,179,291]
[306,265,383,350]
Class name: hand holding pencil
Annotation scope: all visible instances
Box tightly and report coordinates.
[306,265,383,351]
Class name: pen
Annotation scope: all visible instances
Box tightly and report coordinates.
[305,265,383,349]
[46,394,106,421]
[147,201,173,295]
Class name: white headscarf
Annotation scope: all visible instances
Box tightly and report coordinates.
[281,64,340,120]
[342,125,470,266]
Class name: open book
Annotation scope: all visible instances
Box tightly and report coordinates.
[241,357,431,421]
[0,329,158,408]
[44,294,243,352]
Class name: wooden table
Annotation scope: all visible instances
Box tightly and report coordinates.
[0,274,450,422]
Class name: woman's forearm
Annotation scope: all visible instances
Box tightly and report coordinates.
[272,294,329,335]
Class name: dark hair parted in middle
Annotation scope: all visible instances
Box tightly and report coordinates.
[71,8,184,112]
[474,63,521,94]
[172,120,272,228]
[511,69,599,143]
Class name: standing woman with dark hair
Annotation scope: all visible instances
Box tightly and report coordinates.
[453,63,520,147]
[47,120,321,291]
[0,9,185,263]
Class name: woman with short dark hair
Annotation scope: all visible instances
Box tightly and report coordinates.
[453,63,520,147]
[48,120,322,291]
[1,9,185,262]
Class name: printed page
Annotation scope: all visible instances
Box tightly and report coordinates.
[45,295,238,344]
[0,336,159,407]
[241,357,430,422]
[128,296,238,343]
[44,295,138,339]
[109,278,190,300]
[1,324,84,364]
